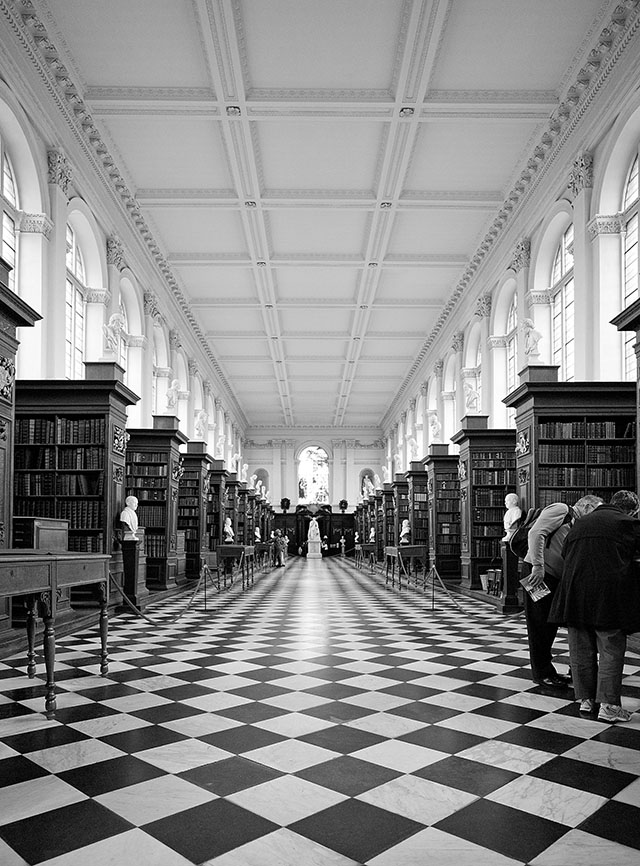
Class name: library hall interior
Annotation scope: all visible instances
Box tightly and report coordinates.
[4,1,640,864]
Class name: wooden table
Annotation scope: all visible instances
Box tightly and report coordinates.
[217,544,255,589]
[384,545,429,589]
[254,542,272,572]
[360,542,377,572]
[0,550,110,717]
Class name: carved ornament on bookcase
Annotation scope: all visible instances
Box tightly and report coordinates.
[0,521,4,545]
[587,213,625,240]
[18,212,53,239]
[172,458,184,482]
[458,460,467,481]
[518,467,530,486]
[0,356,15,403]
[113,465,124,484]
[170,534,177,552]
[0,419,7,441]
[112,425,128,455]
[427,478,433,495]
[515,428,530,456]
[460,488,468,501]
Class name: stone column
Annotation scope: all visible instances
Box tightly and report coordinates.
[187,359,198,439]
[569,152,594,378]
[16,212,52,376]
[588,213,625,379]
[125,335,146,425]
[509,237,533,371]
[474,294,492,415]
[452,331,464,424]
[45,149,71,377]
[143,291,162,425]
[487,336,509,426]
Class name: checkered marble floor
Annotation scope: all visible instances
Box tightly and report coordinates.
[2,557,640,866]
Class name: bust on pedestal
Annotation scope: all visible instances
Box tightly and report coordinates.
[306,516,322,559]
[119,496,147,610]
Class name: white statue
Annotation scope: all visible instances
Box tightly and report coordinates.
[382,466,391,484]
[120,495,139,542]
[103,312,125,355]
[250,474,258,489]
[255,480,262,495]
[400,519,411,545]
[464,382,480,413]
[308,517,320,541]
[166,379,180,410]
[214,434,225,460]
[362,475,375,498]
[254,525,261,542]
[231,452,241,472]
[430,413,442,443]
[406,437,419,459]
[223,516,234,543]
[503,493,522,541]
[369,526,375,543]
[354,531,360,544]
[241,463,248,482]
[194,409,208,440]
[522,318,542,358]
[373,474,381,490]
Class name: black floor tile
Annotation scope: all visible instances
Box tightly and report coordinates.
[496,724,582,755]
[295,755,402,796]
[578,800,640,849]
[215,701,288,724]
[199,724,285,753]
[398,724,484,754]
[0,754,49,787]
[301,700,375,723]
[179,755,284,796]
[529,755,637,798]
[58,755,165,797]
[388,701,461,724]
[298,724,385,754]
[414,755,519,796]
[3,724,89,754]
[99,724,187,753]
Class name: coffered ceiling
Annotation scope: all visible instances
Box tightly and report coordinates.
[32,0,611,433]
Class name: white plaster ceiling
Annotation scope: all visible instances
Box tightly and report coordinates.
[38,0,609,433]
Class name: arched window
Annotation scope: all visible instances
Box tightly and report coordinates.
[65,222,86,379]
[118,300,128,371]
[298,446,329,504]
[506,294,518,394]
[550,224,575,381]
[623,154,639,380]
[1,135,17,291]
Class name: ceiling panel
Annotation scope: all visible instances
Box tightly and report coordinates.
[152,209,248,255]
[387,210,487,256]
[268,210,368,256]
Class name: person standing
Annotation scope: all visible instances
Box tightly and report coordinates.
[273,529,287,566]
[550,490,640,723]
[523,494,602,687]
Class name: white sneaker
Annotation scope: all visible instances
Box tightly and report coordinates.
[579,698,596,713]
[597,703,632,723]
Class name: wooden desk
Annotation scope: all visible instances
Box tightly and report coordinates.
[385,545,429,589]
[0,550,110,717]
[217,544,255,589]
[254,542,272,572]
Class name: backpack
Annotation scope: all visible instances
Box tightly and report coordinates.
[508,505,574,559]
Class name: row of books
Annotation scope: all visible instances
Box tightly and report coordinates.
[538,420,631,438]
[471,470,516,485]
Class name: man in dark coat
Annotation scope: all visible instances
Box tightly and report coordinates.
[550,490,640,723]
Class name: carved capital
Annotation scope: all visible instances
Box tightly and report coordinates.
[488,335,508,349]
[144,290,162,319]
[106,236,124,270]
[587,213,624,240]
[434,359,444,377]
[85,287,110,305]
[203,379,212,397]
[127,334,146,349]
[214,397,222,410]
[400,411,407,424]
[475,294,492,318]
[409,398,416,412]
[169,329,181,351]
[420,381,428,396]
[18,212,53,239]
[568,151,594,197]
[526,289,553,306]
[509,237,531,272]
[47,149,72,195]
[452,331,464,354]
[188,358,198,377]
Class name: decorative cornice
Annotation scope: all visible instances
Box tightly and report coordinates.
[509,238,531,272]
[18,211,53,238]
[46,148,72,195]
[568,151,594,197]
[85,287,110,305]
[587,213,625,240]
[487,335,508,349]
[106,236,124,270]
[475,294,492,318]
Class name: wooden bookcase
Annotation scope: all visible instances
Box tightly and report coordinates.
[423,444,461,582]
[504,366,636,512]
[224,474,239,538]
[406,461,429,548]
[392,475,409,547]
[451,416,516,590]
[374,488,384,561]
[126,415,188,590]
[382,484,395,548]
[207,460,228,551]
[177,441,219,579]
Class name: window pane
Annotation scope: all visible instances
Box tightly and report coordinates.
[624,155,639,210]
[2,150,17,207]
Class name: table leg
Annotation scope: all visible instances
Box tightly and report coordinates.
[25,595,37,678]
[97,581,109,676]
[38,592,56,717]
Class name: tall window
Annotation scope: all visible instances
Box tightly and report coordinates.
[623,154,639,380]
[118,301,128,371]
[65,223,86,379]
[550,224,575,381]
[298,446,329,504]
[506,294,518,394]
[1,135,17,291]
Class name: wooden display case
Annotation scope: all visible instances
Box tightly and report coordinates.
[392,475,409,547]
[451,416,516,590]
[423,444,461,582]
[126,415,188,590]
[406,461,429,549]
[177,441,219,579]
[207,460,228,552]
